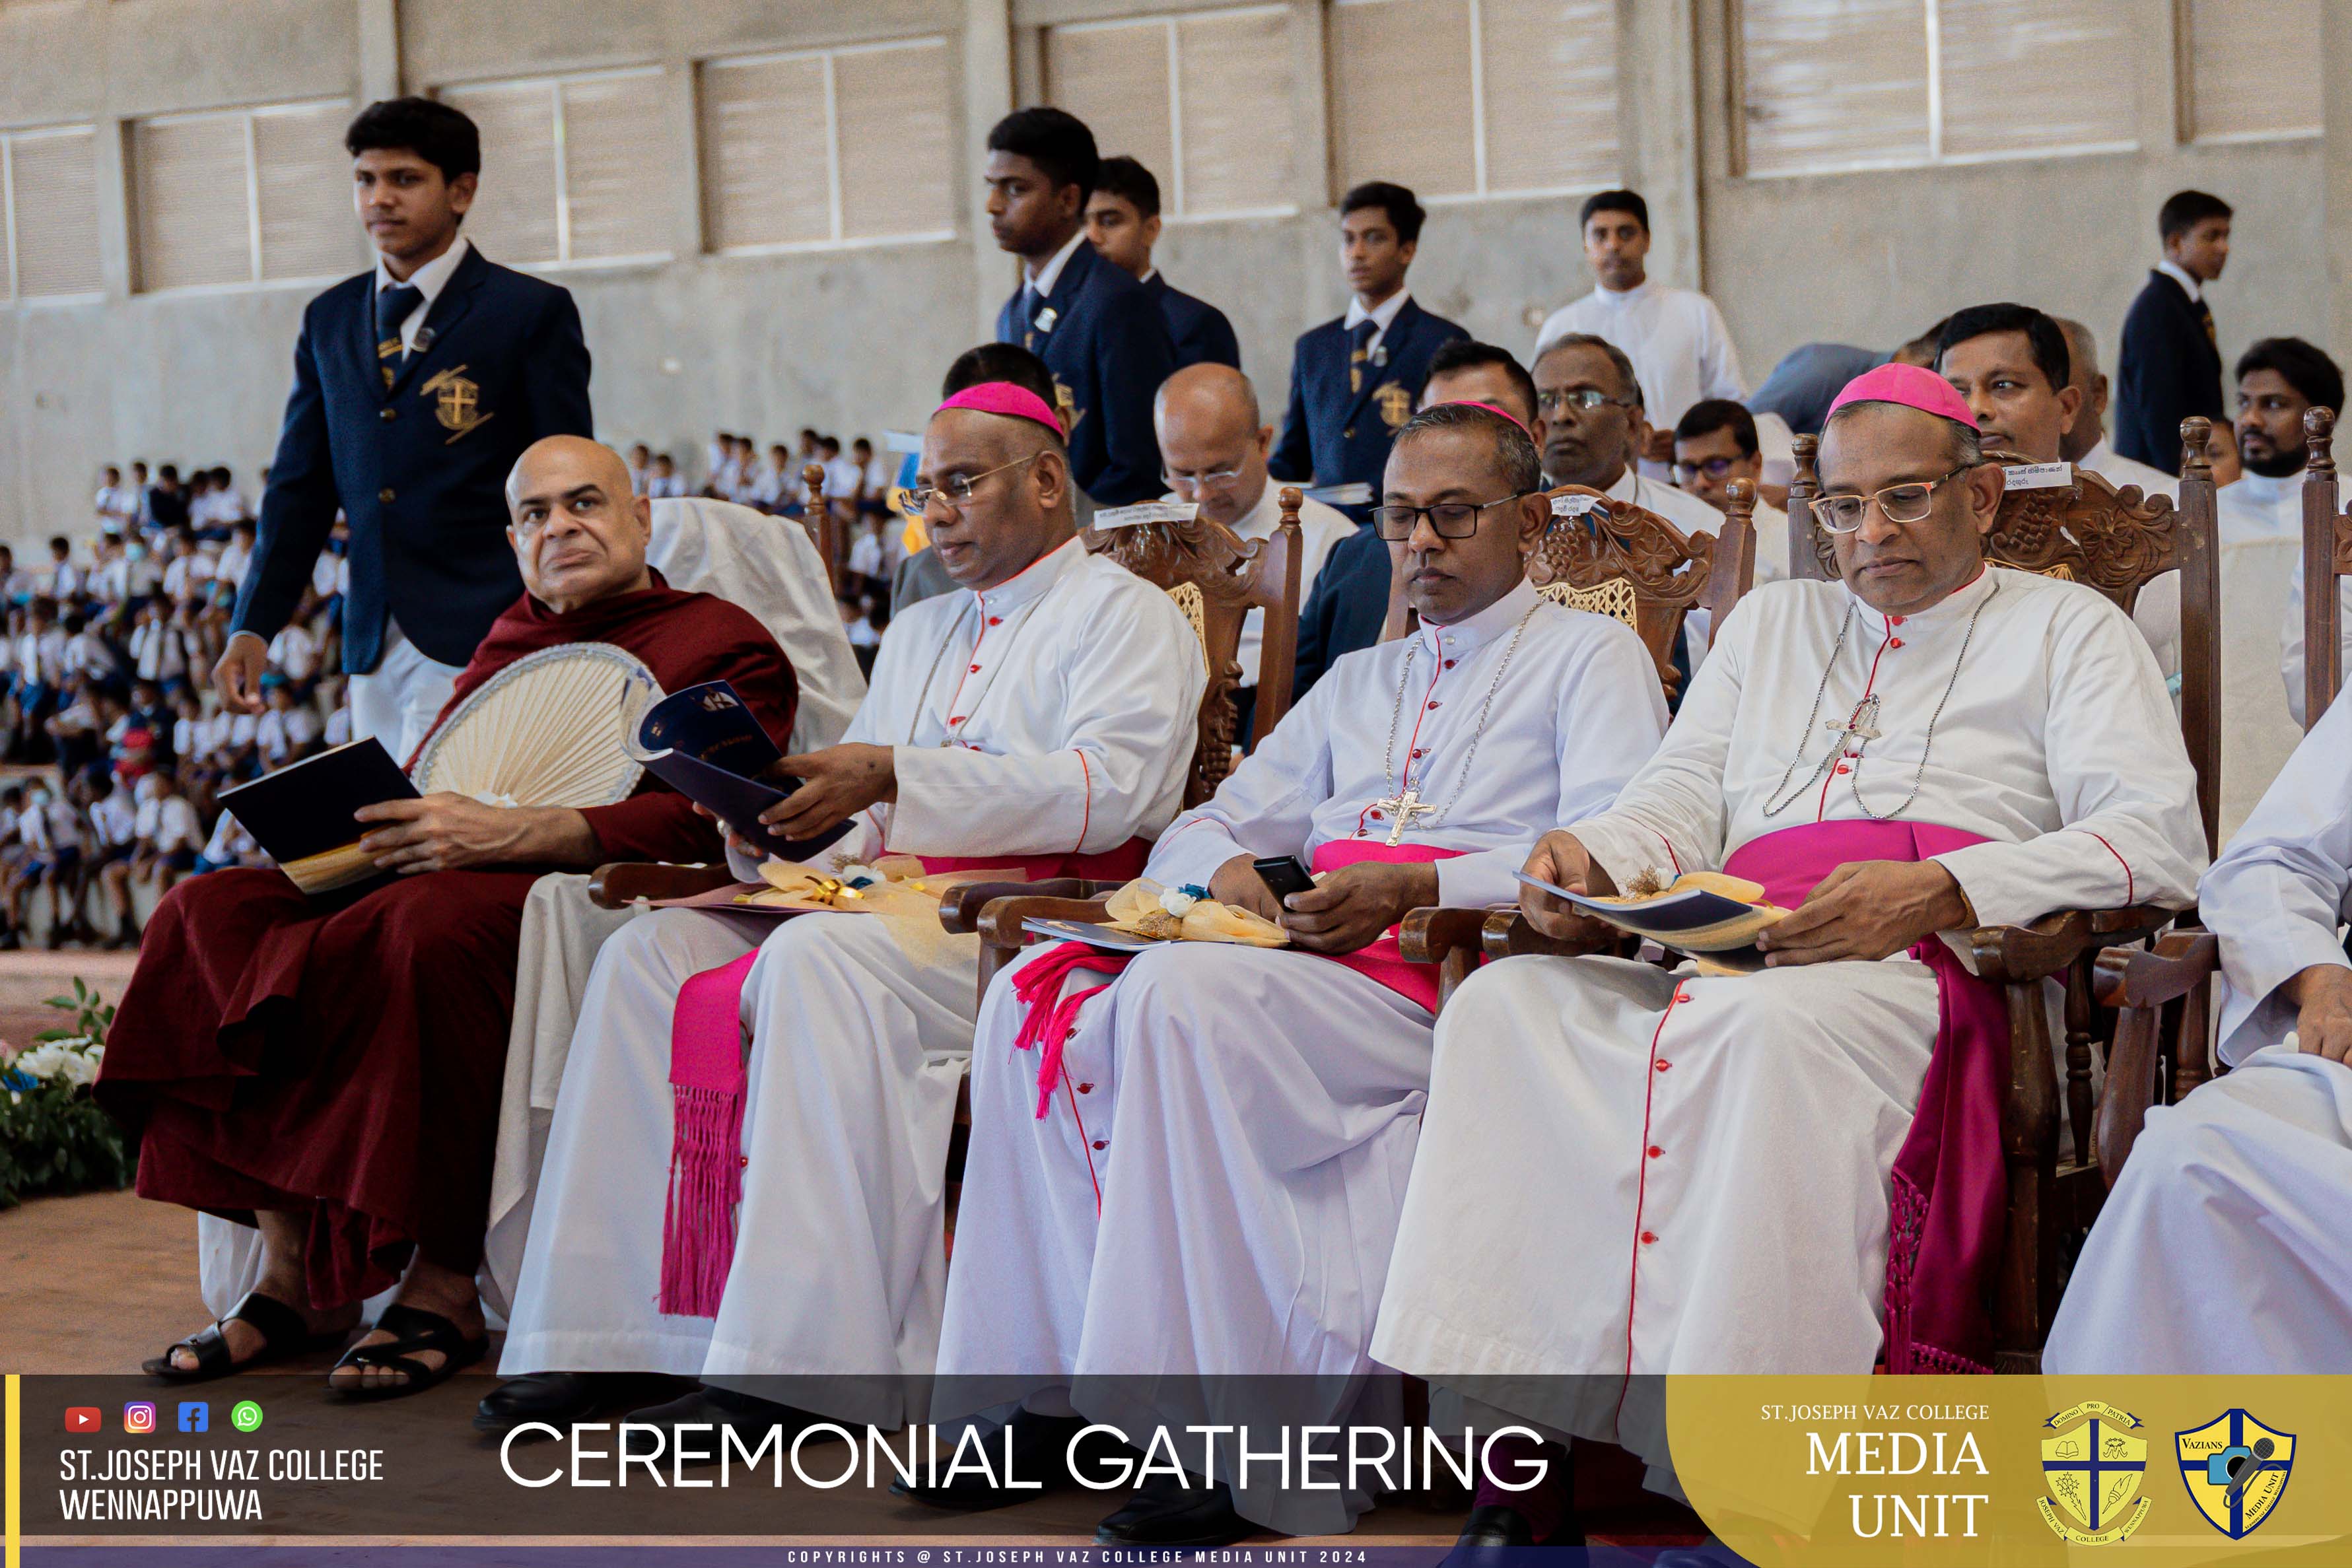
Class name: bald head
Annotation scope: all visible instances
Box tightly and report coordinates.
[504,435,654,613]
[2054,316,2107,463]
[1154,362,1272,529]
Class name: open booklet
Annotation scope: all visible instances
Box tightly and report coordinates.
[1513,869,1787,974]
[624,676,852,860]
[220,737,420,895]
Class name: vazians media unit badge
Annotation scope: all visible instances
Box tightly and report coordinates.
[2176,1409,2295,1538]
[2037,1400,2151,1545]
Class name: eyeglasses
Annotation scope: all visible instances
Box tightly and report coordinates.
[1160,463,1247,494]
[1673,456,1741,481]
[1370,493,1529,541]
[1809,464,1972,535]
[904,454,1039,514]
[1537,387,1638,416]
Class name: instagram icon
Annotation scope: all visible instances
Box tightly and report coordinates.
[122,1402,157,1434]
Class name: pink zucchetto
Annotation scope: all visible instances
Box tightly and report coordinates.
[1824,362,1978,430]
[935,382,1066,440]
[1435,399,1533,435]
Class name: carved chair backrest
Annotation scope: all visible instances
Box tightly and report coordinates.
[2299,406,2351,732]
[1082,488,1305,806]
[801,461,845,597]
[1787,431,2219,852]
[1527,479,1758,704]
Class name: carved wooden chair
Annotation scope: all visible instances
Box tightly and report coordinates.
[802,460,845,596]
[1401,425,2221,1369]
[934,492,1308,994]
[2088,405,2350,1155]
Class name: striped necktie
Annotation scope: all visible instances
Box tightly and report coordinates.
[1348,317,1378,393]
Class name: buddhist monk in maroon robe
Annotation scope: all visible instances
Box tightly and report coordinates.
[99,436,798,1398]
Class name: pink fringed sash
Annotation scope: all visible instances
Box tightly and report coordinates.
[1721,821,2008,1375]
[654,836,1150,1318]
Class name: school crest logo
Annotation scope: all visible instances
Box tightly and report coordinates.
[1375,381,1413,431]
[2176,1410,2294,1538]
[421,365,492,442]
[2037,1400,2151,1545]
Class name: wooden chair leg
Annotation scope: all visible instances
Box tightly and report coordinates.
[1996,980,2058,1373]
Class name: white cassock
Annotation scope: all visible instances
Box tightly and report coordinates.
[499,538,1204,1422]
[936,579,1667,1536]
[1373,567,2205,1494]
[2046,687,2352,1373]
[1534,281,1745,479]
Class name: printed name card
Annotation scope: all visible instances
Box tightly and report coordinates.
[1092,501,1200,530]
[2001,461,2074,491]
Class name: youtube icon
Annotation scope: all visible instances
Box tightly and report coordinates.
[65,1407,101,1433]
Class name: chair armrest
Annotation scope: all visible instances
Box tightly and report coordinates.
[1966,905,2180,985]
[2091,929,2219,1010]
[938,879,1106,934]
[588,861,736,910]
[975,894,1119,949]
[1478,908,1636,961]
[1397,906,1491,965]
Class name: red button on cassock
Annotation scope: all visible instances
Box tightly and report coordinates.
[1428,700,1442,710]
[1640,1231,1658,1244]
[1888,638,1904,649]
[969,664,981,673]
[1077,1082,1093,1094]
[988,617,1002,626]
[1655,1060,1672,1072]
[1091,1140,1107,1151]
[1647,1145,1663,1159]
[1836,763,1850,774]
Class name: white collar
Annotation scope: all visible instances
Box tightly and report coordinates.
[1590,276,1655,308]
[1844,562,1998,629]
[1417,576,1542,655]
[969,534,1083,614]
[1025,229,1089,297]
[1344,287,1410,335]
[374,232,470,303]
[2156,259,2203,303]
[2234,469,2302,506]
[1139,267,1159,285]
[1602,465,1641,502]
[2083,438,2116,470]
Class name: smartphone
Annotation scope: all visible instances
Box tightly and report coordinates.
[1253,855,1317,903]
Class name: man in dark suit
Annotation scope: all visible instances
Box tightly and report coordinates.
[217,97,593,763]
[986,109,1175,509]
[1278,183,1466,693]
[2114,189,2231,475]
[1084,155,1240,372]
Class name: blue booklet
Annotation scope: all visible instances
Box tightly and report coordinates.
[631,680,852,861]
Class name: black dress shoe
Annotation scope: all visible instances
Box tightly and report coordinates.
[475,1372,609,1435]
[1094,1472,1255,1548]
[625,1384,811,1463]
[1454,1503,1535,1547]
[892,1411,1094,1511]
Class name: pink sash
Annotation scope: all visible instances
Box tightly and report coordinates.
[1721,820,2008,1375]
[656,836,1150,1317]
[1006,839,1465,1145]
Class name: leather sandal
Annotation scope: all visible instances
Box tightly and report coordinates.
[326,1303,488,1402]
[143,1291,344,1383]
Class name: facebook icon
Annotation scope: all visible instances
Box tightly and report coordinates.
[177,1402,209,1433]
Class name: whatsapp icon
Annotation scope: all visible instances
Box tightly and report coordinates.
[229,1400,264,1433]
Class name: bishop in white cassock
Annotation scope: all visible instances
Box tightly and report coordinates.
[483,382,1204,1439]
[917,402,1666,1546]
[1371,366,2206,1545]
[2045,685,2352,1373]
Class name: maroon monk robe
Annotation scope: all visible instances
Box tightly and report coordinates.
[96,572,797,1311]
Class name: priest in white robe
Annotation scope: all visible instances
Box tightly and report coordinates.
[913,401,1667,1545]
[1372,364,2206,1546]
[2045,685,2352,1373]
[2222,339,2352,722]
[482,380,1204,1440]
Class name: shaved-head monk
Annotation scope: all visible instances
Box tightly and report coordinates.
[1373,364,2207,1548]
[100,436,799,1402]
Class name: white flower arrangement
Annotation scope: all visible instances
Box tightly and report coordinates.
[9,1037,102,1091]
[1158,885,1203,918]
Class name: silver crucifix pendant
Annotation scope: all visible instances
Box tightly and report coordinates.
[1372,787,1435,848]
[1824,696,1883,745]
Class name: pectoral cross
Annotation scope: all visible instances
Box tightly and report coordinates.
[1824,695,1883,747]
[1371,786,1436,848]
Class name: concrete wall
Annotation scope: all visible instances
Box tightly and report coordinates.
[0,0,2335,545]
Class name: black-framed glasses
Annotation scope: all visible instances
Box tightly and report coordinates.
[1809,464,1972,534]
[1370,493,1530,541]
[904,454,1039,515]
[1537,386,1638,416]
[1673,456,1740,481]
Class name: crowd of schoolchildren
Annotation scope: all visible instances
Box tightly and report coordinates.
[0,461,345,948]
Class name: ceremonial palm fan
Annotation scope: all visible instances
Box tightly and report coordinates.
[411,642,654,807]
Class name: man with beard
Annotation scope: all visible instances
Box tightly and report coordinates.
[2220,339,2352,722]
